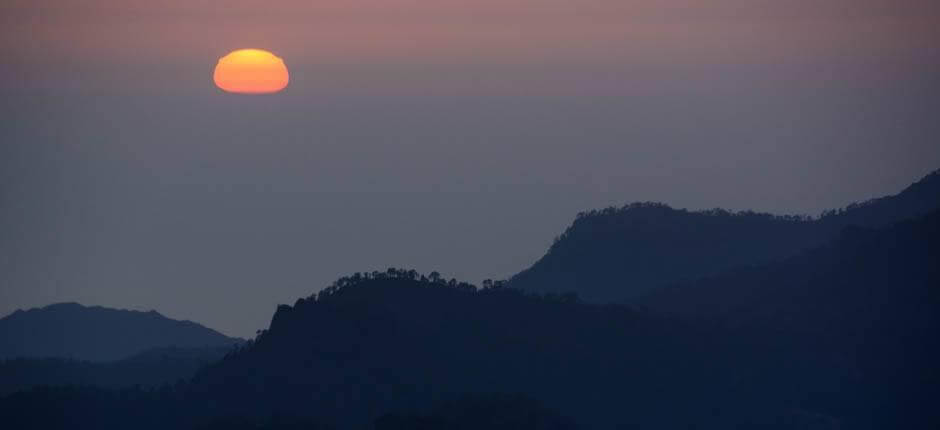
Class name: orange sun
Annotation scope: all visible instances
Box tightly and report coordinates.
[213,49,289,94]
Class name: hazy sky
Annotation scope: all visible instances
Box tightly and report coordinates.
[2,0,939,337]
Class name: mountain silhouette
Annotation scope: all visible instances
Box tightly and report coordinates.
[0,345,231,396]
[639,210,940,326]
[638,209,940,427]
[0,303,241,362]
[1,195,937,429]
[184,211,940,428]
[374,393,578,430]
[184,270,728,429]
[509,169,940,302]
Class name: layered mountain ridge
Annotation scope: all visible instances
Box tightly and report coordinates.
[510,169,940,301]
[0,302,241,362]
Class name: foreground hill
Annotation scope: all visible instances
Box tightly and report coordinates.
[195,207,938,428]
[198,213,937,429]
[510,169,940,301]
[0,303,241,361]
[374,393,577,430]
[1,273,754,429]
[0,345,231,396]
[191,272,713,429]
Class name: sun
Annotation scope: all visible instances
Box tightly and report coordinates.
[213,49,289,94]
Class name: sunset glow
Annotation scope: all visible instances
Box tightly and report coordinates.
[213,49,289,94]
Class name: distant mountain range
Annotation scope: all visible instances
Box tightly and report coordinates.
[509,169,940,302]
[69,204,924,429]
[1,170,937,429]
[0,302,241,362]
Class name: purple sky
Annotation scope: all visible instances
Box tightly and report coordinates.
[2,0,939,336]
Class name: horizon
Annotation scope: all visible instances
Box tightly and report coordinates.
[1,168,936,338]
[2,0,939,338]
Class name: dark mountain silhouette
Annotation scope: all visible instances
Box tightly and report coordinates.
[638,209,940,427]
[0,387,566,430]
[189,271,707,429]
[638,210,940,397]
[509,169,940,301]
[374,393,578,430]
[0,303,241,362]
[1,209,936,429]
[639,210,940,324]
[0,345,232,396]
[195,212,937,429]
[0,271,739,429]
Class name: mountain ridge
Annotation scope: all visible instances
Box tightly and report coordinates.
[192,209,940,428]
[509,168,940,301]
[0,302,242,362]
[2,206,938,428]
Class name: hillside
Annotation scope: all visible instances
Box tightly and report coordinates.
[643,209,940,421]
[190,272,710,429]
[509,169,940,301]
[2,210,937,428]
[639,208,940,353]
[187,211,938,429]
[193,215,934,430]
[0,345,231,396]
[0,303,241,361]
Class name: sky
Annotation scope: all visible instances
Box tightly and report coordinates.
[1,0,939,337]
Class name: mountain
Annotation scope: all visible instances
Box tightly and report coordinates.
[636,209,940,426]
[509,169,940,302]
[374,393,578,430]
[190,211,939,429]
[189,272,708,429]
[2,209,937,429]
[639,209,940,316]
[0,345,231,396]
[639,208,940,351]
[0,272,748,429]
[0,303,241,362]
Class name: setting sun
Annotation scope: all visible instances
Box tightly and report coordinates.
[213,49,289,94]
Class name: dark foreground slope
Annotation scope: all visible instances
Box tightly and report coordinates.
[374,393,577,430]
[0,272,786,429]
[191,217,940,429]
[0,303,241,361]
[0,345,232,396]
[637,210,940,424]
[190,273,722,429]
[2,209,937,429]
[510,169,940,301]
